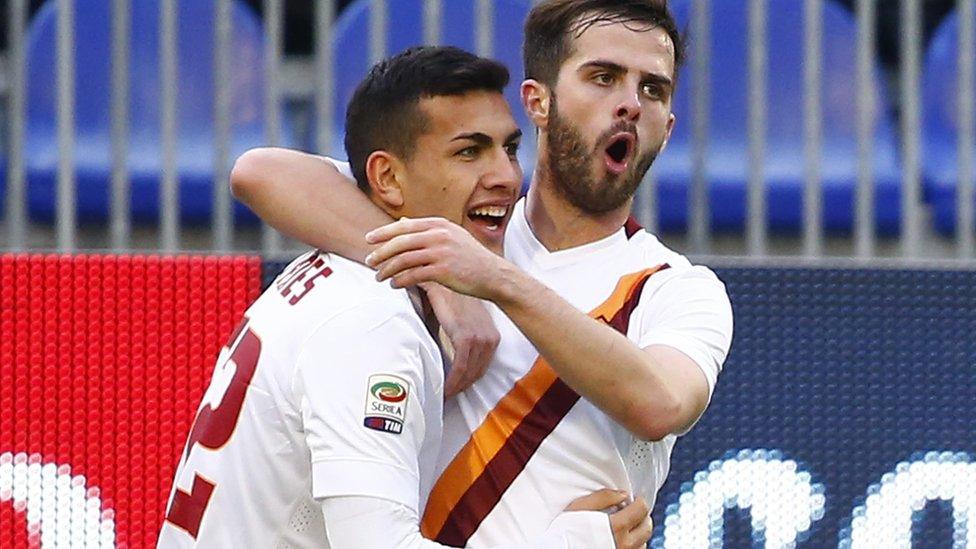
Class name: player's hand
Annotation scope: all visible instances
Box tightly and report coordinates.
[608,496,651,549]
[423,283,500,397]
[565,490,652,549]
[364,217,507,300]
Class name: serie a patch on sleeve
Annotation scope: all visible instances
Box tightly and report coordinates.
[363,374,409,435]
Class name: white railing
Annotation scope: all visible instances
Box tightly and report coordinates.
[1,0,975,260]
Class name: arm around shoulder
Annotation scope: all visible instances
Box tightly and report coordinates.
[230,147,392,263]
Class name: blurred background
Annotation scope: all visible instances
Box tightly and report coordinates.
[1,0,974,262]
[1,1,976,548]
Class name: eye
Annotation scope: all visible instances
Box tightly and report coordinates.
[456,146,479,159]
[593,72,614,86]
[642,83,662,99]
[504,141,520,158]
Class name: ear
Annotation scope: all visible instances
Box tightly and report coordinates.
[365,151,405,209]
[521,79,551,130]
[659,112,677,155]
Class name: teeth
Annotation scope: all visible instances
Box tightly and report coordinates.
[470,206,508,218]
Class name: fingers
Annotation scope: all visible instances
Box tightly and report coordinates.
[430,292,500,398]
[564,492,651,549]
[456,351,485,393]
[622,514,652,549]
[444,373,462,398]
[565,489,629,512]
[465,335,495,385]
[623,510,652,549]
[365,232,435,270]
[452,338,490,395]
[444,341,471,397]
[444,328,497,397]
[365,217,448,247]
[609,496,648,534]
[388,265,441,289]
[373,249,438,282]
[636,514,653,546]
[609,497,651,549]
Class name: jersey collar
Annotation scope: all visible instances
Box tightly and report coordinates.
[507,198,629,271]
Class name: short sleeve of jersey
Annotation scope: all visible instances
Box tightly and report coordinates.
[634,266,733,400]
[294,297,437,513]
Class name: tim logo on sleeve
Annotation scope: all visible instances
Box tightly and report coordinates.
[364,374,409,434]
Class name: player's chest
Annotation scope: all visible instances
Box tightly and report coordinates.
[488,311,539,381]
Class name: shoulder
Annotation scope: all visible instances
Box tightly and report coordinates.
[643,264,731,312]
[256,252,426,348]
[291,289,441,391]
[309,270,427,344]
[276,252,413,310]
[634,263,733,352]
[625,228,693,269]
[620,232,730,311]
[313,293,427,342]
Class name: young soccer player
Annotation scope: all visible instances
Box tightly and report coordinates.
[158,46,651,548]
[232,2,733,546]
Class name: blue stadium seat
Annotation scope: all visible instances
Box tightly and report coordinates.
[330,0,536,183]
[653,0,902,233]
[922,9,976,235]
[24,0,278,225]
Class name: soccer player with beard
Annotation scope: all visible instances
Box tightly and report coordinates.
[232,1,733,546]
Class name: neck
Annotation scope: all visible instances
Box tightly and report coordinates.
[525,160,632,252]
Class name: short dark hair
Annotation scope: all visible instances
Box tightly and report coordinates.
[344,46,510,192]
[523,0,684,88]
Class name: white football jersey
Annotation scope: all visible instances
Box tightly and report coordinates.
[422,198,734,547]
[158,251,444,548]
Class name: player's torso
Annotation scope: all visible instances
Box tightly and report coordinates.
[437,203,685,545]
[158,251,442,548]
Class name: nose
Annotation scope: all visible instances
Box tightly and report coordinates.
[482,148,522,193]
[614,90,642,122]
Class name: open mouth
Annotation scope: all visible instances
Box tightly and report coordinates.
[604,133,635,174]
[467,205,509,231]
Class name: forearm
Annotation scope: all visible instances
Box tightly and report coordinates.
[231,147,392,263]
[362,217,708,439]
[491,265,682,441]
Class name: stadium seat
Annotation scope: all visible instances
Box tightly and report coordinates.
[922,8,976,235]
[24,0,279,225]
[653,0,903,233]
[330,0,537,184]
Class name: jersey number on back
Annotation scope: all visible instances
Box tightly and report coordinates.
[164,319,262,539]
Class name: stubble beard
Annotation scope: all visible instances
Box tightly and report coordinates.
[543,96,657,215]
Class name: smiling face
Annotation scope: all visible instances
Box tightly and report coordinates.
[537,19,676,214]
[394,91,523,255]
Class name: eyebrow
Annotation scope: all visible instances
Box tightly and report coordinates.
[579,60,627,75]
[642,72,674,90]
[579,60,673,88]
[451,129,523,145]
